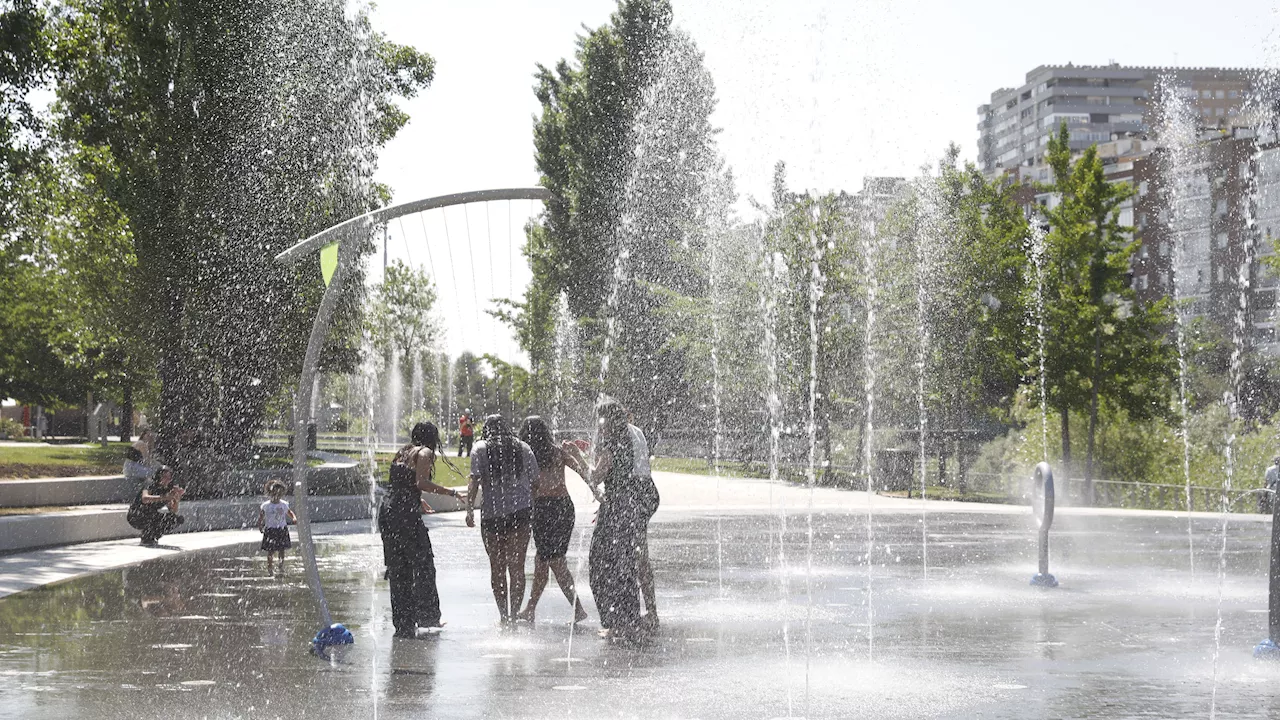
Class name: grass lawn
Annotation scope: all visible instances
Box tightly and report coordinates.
[0,443,129,479]
[650,457,772,480]
[880,485,1019,505]
[369,452,470,488]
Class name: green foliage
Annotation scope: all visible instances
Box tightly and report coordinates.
[1037,123,1177,479]
[520,0,728,439]
[41,0,433,487]
[0,417,24,439]
[367,259,439,359]
[0,0,50,226]
[925,148,1031,431]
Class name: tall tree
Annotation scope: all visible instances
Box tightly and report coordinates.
[522,0,727,441]
[50,0,433,492]
[1040,124,1176,499]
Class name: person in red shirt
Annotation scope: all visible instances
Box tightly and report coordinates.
[458,413,474,457]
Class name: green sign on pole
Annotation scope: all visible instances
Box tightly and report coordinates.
[319,242,339,286]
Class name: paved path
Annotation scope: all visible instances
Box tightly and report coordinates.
[0,519,368,598]
[0,470,1264,601]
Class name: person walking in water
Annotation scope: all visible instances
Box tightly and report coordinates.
[465,414,538,624]
[458,412,474,457]
[586,400,648,641]
[515,416,600,624]
[380,422,461,638]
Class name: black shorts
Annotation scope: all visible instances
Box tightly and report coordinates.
[481,506,532,536]
[261,527,291,552]
[532,496,575,560]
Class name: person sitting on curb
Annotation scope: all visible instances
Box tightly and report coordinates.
[127,466,186,546]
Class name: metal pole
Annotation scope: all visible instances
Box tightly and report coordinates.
[1269,498,1280,641]
[291,223,364,630]
[1255,492,1280,658]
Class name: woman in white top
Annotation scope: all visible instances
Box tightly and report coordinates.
[465,414,539,623]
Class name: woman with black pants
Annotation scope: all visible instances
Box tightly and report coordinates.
[380,422,462,638]
[587,400,646,641]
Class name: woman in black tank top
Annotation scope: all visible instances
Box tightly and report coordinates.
[379,421,463,638]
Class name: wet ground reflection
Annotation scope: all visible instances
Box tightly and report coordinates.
[1,509,1279,718]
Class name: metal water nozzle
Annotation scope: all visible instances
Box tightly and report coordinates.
[1030,461,1058,588]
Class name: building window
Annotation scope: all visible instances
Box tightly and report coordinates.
[1230,90,1240,99]
[1218,266,1225,283]
[1216,90,1226,99]
[1140,244,1149,259]
[1216,107,1225,116]
[1139,274,1149,290]
[1217,232,1229,248]
[1139,181,1149,196]
[1202,90,1213,99]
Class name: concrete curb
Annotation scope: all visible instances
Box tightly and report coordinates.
[0,475,135,507]
[0,495,374,554]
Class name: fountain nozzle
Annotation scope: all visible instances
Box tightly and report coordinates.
[1029,461,1058,588]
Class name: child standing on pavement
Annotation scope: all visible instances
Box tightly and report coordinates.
[258,480,297,575]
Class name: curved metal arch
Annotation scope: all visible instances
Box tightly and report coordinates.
[277,187,552,631]
[275,187,552,265]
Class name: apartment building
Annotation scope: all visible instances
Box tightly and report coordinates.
[978,64,1259,182]
[1120,130,1280,354]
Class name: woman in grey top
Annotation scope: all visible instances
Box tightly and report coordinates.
[465,414,539,623]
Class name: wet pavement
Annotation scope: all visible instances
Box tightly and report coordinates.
[2,497,1280,719]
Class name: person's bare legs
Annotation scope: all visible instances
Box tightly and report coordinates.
[482,530,510,622]
[638,537,657,627]
[276,550,285,575]
[504,523,531,621]
[265,551,274,575]
[517,558,550,622]
[549,558,589,622]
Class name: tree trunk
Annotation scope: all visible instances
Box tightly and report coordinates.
[120,380,134,441]
[1060,405,1071,479]
[956,385,967,494]
[1086,330,1102,508]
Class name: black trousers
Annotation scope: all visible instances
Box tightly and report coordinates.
[589,493,643,635]
[458,435,473,457]
[131,512,183,542]
[380,512,442,635]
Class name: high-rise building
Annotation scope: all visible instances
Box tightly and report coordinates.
[1126,129,1280,354]
[977,64,1261,181]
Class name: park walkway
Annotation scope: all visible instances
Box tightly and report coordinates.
[0,469,1267,601]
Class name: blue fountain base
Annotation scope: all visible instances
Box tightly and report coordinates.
[1030,573,1059,588]
[1254,638,1280,660]
[311,623,354,660]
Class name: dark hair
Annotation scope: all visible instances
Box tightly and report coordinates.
[266,480,287,496]
[411,421,440,451]
[124,446,143,462]
[482,414,523,480]
[155,465,173,483]
[519,416,557,471]
[596,398,629,442]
